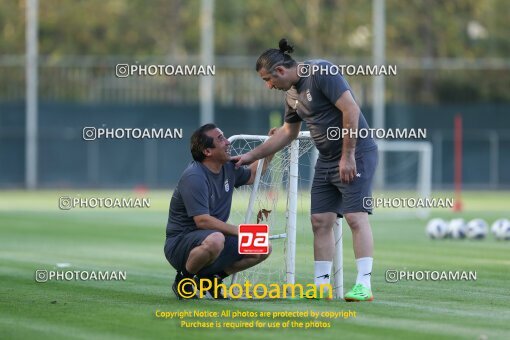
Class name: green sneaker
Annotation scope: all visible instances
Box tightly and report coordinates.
[344,284,373,302]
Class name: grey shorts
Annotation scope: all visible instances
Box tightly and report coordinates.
[311,147,378,217]
[164,230,244,277]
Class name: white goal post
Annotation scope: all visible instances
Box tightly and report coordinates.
[376,140,433,219]
[228,132,344,299]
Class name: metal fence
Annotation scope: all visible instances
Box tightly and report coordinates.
[1,56,509,189]
[3,55,509,105]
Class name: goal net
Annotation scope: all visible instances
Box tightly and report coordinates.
[228,132,344,298]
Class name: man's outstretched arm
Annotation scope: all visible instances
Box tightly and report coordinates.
[233,121,301,168]
[245,127,279,185]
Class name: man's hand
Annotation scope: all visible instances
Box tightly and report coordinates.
[334,91,360,182]
[339,153,356,183]
[232,127,279,168]
[232,153,256,168]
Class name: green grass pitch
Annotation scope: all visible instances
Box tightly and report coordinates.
[1,190,509,339]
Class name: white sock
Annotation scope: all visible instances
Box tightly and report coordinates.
[314,261,332,289]
[355,257,373,289]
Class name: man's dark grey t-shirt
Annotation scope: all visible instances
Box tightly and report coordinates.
[166,161,251,238]
[285,59,377,165]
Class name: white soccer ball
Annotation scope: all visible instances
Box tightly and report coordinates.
[466,219,488,239]
[492,219,510,240]
[447,218,467,239]
[426,218,448,239]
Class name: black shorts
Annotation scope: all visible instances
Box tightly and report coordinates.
[311,147,378,217]
[164,230,244,277]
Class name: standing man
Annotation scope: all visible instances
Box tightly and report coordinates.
[165,123,275,299]
[233,39,378,302]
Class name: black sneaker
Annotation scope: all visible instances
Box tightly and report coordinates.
[202,274,229,299]
[172,271,198,300]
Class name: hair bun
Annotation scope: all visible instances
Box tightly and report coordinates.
[278,38,294,54]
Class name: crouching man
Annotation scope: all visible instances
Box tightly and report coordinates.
[164,123,275,299]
